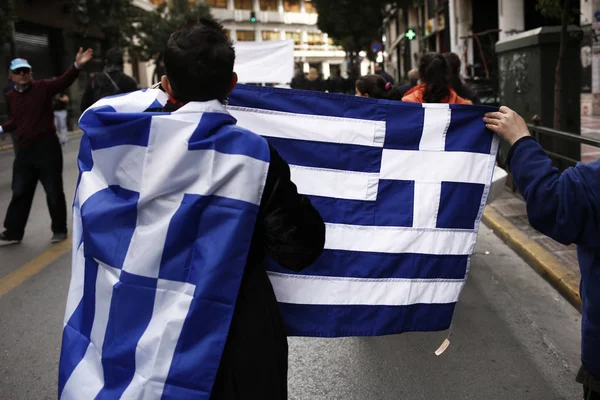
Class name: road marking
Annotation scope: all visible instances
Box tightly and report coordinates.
[0,239,71,298]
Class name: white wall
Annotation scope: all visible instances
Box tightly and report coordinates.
[498,0,524,40]
[449,0,473,75]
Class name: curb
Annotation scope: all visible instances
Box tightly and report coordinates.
[482,206,582,312]
[0,129,83,152]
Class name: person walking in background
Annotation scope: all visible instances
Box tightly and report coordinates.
[80,48,138,112]
[53,91,69,145]
[484,106,600,400]
[444,52,481,105]
[402,52,472,104]
[375,63,395,84]
[355,74,402,101]
[305,67,326,92]
[396,68,419,99]
[0,48,94,245]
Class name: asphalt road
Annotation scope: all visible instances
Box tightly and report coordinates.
[0,136,584,400]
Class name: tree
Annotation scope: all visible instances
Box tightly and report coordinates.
[313,0,388,81]
[73,0,140,49]
[126,0,212,64]
[536,0,576,130]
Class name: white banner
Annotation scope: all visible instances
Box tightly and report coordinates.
[234,40,294,84]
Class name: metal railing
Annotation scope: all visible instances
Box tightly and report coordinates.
[527,123,600,167]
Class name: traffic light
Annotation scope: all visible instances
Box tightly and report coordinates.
[406,29,417,41]
[250,11,257,23]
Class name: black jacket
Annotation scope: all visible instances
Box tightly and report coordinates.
[80,68,138,112]
[211,145,325,400]
[161,100,326,399]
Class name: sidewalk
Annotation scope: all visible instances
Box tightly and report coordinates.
[483,189,581,311]
[0,129,82,152]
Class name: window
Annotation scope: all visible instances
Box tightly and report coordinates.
[286,31,301,45]
[205,0,227,8]
[234,0,253,10]
[307,32,323,45]
[236,30,256,41]
[283,0,301,12]
[262,31,280,41]
[304,0,317,13]
[259,0,278,11]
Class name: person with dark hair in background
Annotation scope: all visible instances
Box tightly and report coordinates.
[0,49,94,245]
[290,65,307,90]
[443,52,480,104]
[80,48,138,112]
[396,68,419,99]
[484,106,600,400]
[157,19,325,399]
[326,69,345,93]
[402,52,472,104]
[375,63,395,84]
[355,74,402,101]
[305,67,326,92]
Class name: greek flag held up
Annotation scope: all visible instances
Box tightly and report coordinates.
[59,85,498,398]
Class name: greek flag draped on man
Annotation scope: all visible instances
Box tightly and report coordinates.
[59,85,498,399]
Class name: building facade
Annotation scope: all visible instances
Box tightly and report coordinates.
[204,0,349,80]
[384,0,570,84]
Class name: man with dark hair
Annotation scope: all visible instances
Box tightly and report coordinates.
[158,19,325,398]
[80,48,138,111]
[0,49,93,244]
[375,62,395,84]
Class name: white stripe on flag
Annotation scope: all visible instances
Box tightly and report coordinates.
[268,272,464,305]
[412,182,441,229]
[78,145,147,206]
[82,89,167,118]
[324,223,477,255]
[60,261,121,400]
[228,106,386,147]
[63,243,85,325]
[121,279,195,399]
[290,165,379,201]
[419,104,451,151]
[380,149,492,184]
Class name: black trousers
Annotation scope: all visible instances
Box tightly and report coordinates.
[4,136,67,239]
[578,365,600,400]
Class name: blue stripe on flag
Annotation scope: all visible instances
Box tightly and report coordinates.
[266,137,382,173]
[437,182,485,230]
[306,180,414,227]
[159,194,260,284]
[79,106,159,150]
[383,104,424,150]
[230,84,388,121]
[96,271,157,399]
[80,186,139,270]
[446,107,495,154]
[279,302,457,337]
[267,251,469,280]
[58,258,99,397]
[188,115,270,162]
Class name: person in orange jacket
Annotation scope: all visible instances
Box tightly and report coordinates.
[402,52,472,105]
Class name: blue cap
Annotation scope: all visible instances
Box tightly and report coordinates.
[10,58,32,71]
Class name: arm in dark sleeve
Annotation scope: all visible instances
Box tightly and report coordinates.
[509,136,600,248]
[1,94,16,131]
[259,145,326,271]
[43,65,80,96]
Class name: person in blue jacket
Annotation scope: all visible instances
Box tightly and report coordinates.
[484,106,600,400]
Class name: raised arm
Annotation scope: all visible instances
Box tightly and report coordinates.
[44,48,93,96]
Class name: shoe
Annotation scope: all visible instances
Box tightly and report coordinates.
[0,231,21,245]
[51,232,68,243]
